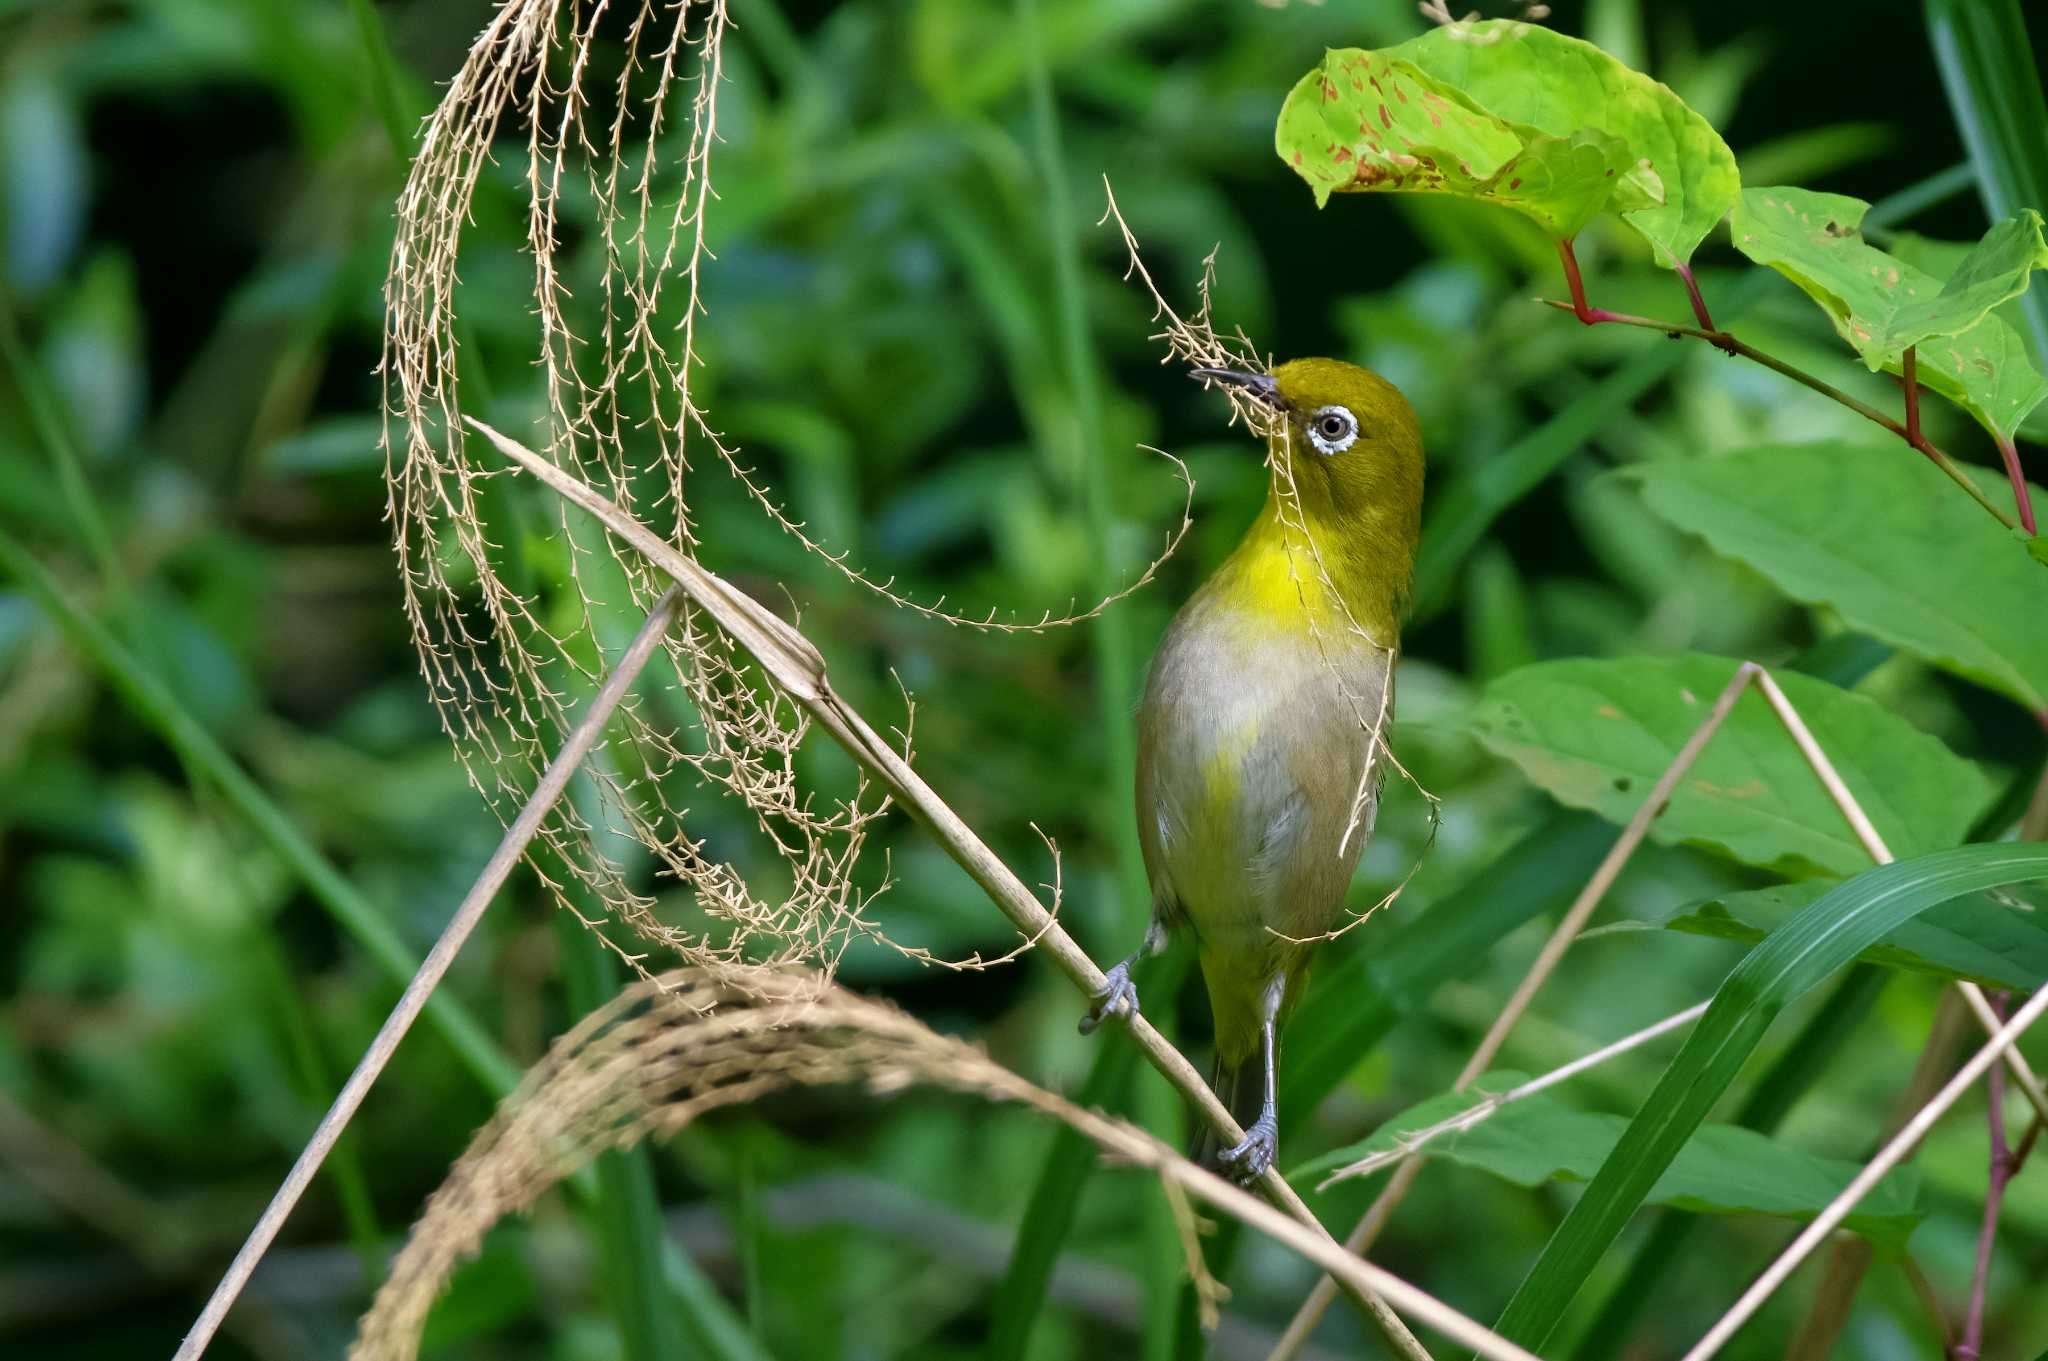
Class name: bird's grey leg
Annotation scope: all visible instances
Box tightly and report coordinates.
[1220,976,1286,1184]
[1078,915,1168,1034]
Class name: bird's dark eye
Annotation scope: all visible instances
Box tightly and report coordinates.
[1305,404,1360,455]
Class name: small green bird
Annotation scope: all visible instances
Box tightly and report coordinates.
[1081,358,1425,1183]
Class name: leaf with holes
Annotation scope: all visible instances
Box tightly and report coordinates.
[1730,188,2048,438]
[1276,21,1736,267]
[1629,443,2048,709]
[1468,654,1994,877]
[1296,1079,1926,1246]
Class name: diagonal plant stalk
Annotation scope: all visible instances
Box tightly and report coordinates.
[1681,980,2048,1361]
[1954,993,2014,1361]
[1265,659,2048,1360]
[466,418,1443,1361]
[1316,1001,1711,1188]
[169,586,687,1361]
[1549,244,2023,531]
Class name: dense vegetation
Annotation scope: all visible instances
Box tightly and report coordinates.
[3,2,2047,1360]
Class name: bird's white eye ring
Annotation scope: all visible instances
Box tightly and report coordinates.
[1306,405,1359,455]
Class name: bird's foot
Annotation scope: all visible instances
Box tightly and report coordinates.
[1219,1113,1279,1185]
[1078,960,1140,1035]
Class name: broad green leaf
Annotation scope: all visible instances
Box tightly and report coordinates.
[1275,48,1632,238]
[1297,1078,1925,1246]
[1276,21,1736,266]
[2029,534,2048,566]
[1492,842,2048,1351]
[1469,654,1994,877]
[1730,188,2048,438]
[1664,881,2048,990]
[1393,22,1736,267]
[1629,442,2048,709]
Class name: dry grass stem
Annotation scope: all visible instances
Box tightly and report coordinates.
[1319,999,1711,1187]
[1269,658,2046,1361]
[470,418,1433,1359]
[1680,979,2048,1361]
[349,967,1536,1361]
[1749,670,2048,1123]
[1267,660,1763,1360]
[171,588,687,1361]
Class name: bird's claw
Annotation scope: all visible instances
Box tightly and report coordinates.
[1219,1113,1279,1185]
[1078,961,1139,1035]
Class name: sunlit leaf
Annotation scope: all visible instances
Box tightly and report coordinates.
[1730,188,2048,438]
[1468,653,1994,877]
[1297,1078,1925,1246]
[1277,21,1736,266]
[1630,442,2048,709]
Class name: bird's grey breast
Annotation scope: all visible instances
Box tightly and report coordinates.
[1135,594,1391,944]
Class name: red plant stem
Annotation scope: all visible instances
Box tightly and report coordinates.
[1536,298,2020,532]
[1955,993,2016,1361]
[1673,262,1739,354]
[1994,432,2038,534]
[1904,346,1922,446]
[1555,238,1628,325]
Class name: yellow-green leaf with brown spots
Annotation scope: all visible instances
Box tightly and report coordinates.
[1731,188,2048,439]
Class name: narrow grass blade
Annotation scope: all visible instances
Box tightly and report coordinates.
[1491,842,2048,1352]
[1927,0,2048,371]
[0,528,516,1093]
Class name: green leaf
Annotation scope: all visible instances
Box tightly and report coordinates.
[1629,442,2048,709]
[1298,1079,1925,1246]
[2029,534,2048,566]
[1729,187,2048,438]
[1468,653,1994,877]
[1492,842,2048,1351]
[1664,881,2048,990]
[1276,21,1736,266]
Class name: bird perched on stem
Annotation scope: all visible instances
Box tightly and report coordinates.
[1080,358,1424,1183]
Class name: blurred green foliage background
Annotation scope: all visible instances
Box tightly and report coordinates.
[3,1,2047,1359]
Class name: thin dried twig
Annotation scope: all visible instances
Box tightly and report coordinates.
[1681,981,2048,1361]
[1319,1001,1710,1188]
[348,967,1534,1361]
[171,588,688,1361]
[1269,659,2048,1360]
[1268,661,1763,1359]
[469,419,1435,1360]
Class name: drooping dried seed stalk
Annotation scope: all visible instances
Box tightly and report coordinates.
[382,1,1186,974]
[347,966,1539,1361]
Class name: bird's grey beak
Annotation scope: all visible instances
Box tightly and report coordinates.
[1190,367,1286,411]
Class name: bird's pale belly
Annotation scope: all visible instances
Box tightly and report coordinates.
[1135,600,1389,1059]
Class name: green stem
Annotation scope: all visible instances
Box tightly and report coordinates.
[1017,5,1178,1357]
[1537,298,2020,531]
[0,528,519,1094]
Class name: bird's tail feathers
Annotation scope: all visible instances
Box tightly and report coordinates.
[1191,1053,1265,1172]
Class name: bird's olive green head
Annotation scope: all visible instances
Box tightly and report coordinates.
[1193,357,1425,623]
